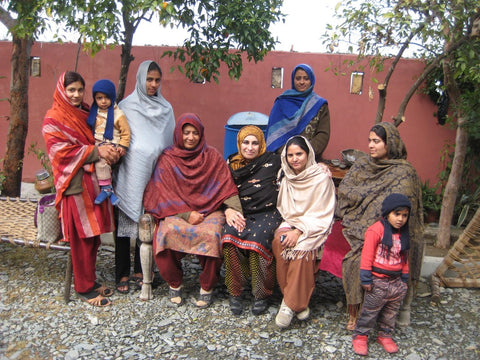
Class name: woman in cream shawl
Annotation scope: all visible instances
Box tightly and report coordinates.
[273,136,335,328]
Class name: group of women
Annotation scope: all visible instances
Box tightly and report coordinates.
[43,60,422,330]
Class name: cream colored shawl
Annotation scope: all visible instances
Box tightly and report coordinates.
[277,136,335,259]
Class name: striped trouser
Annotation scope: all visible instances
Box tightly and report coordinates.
[354,276,408,337]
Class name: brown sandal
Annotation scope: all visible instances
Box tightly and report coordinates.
[93,282,113,297]
[78,291,112,307]
[168,286,184,306]
[196,290,213,308]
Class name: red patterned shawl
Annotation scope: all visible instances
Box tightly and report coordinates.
[144,113,238,219]
[42,72,96,210]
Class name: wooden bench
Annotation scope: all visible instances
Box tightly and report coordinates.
[0,196,73,303]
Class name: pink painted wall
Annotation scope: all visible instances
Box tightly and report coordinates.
[0,41,454,183]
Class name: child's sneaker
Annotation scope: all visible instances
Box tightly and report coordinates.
[377,336,398,353]
[110,192,120,206]
[95,188,110,204]
[352,335,368,356]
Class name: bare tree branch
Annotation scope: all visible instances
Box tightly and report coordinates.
[0,5,17,29]
[392,36,470,126]
[376,24,425,124]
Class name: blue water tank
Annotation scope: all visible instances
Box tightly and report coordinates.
[223,111,269,159]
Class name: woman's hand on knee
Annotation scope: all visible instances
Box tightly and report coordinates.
[281,229,301,248]
[188,211,204,225]
[225,208,246,232]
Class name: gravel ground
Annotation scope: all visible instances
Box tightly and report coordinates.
[0,242,479,360]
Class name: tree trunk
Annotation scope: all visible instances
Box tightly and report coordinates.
[116,18,135,103]
[2,36,32,197]
[436,120,467,248]
[435,49,466,249]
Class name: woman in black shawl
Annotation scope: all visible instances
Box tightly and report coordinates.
[221,125,282,316]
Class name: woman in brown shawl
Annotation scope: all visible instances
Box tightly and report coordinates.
[337,122,423,330]
[143,113,242,308]
[221,125,282,316]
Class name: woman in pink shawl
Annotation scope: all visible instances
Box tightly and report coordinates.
[143,113,243,308]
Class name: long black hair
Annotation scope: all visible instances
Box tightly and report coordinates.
[64,71,85,88]
[285,136,310,155]
[148,61,162,76]
[370,124,387,143]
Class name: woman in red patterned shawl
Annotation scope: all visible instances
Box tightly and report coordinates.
[42,71,120,307]
[143,113,242,308]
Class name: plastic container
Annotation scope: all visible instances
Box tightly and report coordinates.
[35,169,53,194]
[223,111,269,159]
[36,169,50,181]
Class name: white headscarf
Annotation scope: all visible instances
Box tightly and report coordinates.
[277,136,336,259]
[115,60,175,222]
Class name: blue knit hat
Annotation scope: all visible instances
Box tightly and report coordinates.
[380,193,411,259]
[87,79,116,140]
[381,193,412,217]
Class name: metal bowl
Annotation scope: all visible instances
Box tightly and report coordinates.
[341,149,366,167]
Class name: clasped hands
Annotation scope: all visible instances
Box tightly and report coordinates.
[98,143,121,165]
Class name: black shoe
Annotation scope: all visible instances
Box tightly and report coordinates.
[252,298,268,315]
[229,296,243,316]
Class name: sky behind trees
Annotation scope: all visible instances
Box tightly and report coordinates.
[0,0,338,53]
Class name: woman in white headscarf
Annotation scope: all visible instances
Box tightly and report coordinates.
[272,136,335,328]
[114,60,175,293]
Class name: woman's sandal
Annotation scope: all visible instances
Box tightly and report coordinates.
[77,291,112,307]
[130,275,143,291]
[229,296,243,316]
[93,282,113,297]
[196,291,213,309]
[130,272,156,291]
[169,286,184,306]
[252,298,268,316]
[116,279,130,294]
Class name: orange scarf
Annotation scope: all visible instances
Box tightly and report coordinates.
[42,72,95,209]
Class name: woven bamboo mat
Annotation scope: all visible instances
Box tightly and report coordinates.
[434,207,480,288]
[0,197,40,246]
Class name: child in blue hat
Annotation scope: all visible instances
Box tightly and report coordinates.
[352,193,411,356]
[87,79,131,206]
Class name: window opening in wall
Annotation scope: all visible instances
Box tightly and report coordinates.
[30,56,41,77]
[350,71,364,95]
[271,67,283,88]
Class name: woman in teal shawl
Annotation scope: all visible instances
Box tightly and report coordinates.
[266,63,330,161]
